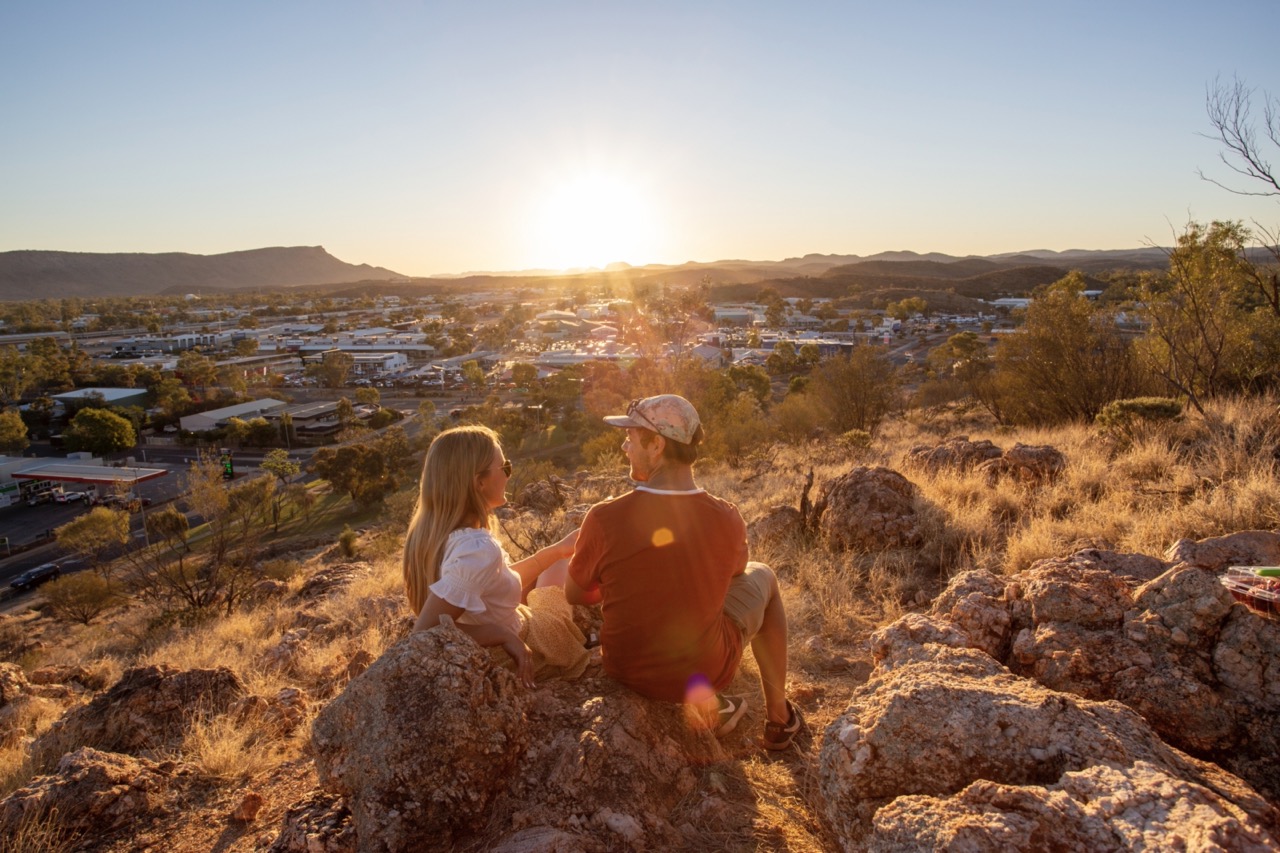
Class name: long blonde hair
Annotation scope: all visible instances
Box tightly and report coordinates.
[403,425,502,615]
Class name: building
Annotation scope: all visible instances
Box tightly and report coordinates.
[179,398,289,433]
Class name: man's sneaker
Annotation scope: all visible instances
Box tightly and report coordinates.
[762,700,803,750]
[713,693,748,736]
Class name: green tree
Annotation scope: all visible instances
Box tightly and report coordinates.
[811,346,899,434]
[765,341,797,375]
[511,362,538,388]
[261,449,301,532]
[0,409,29,452]
[42,573,121,625]
[461,360,486,389]
[65,408,136,459]
[355,386,381,407]
[994,273,1146,424]
[1137,221,1264,412]
[177,350,218,393]
[310,351,354,389]
[0,347,35,406]
[55,507,131,576]
[233,338,259,357]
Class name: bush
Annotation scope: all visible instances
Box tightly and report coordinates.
[338,526,359,558]
[42,573,121,625]
[582,431,625,470]
[261,559,301,582]
[1096,397,1183,444]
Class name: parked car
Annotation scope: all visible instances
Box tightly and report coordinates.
[54,490,88,503]
[9,562,62,592]
[26,490,57,506]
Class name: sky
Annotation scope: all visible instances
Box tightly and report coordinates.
[2,1,1278,277]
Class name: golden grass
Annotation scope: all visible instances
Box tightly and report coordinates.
[178,712,293,782]
[1,806,75,853]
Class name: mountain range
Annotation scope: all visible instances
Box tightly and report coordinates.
[0,245,1178,301]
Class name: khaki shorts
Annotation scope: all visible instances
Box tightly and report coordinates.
[723,562,775,640]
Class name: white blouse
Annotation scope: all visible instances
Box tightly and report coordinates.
[428,528,522,635]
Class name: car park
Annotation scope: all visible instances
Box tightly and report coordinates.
[9,562,62,592]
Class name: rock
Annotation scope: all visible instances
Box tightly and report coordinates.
[905,436,1004,473]
[343,649,376,681]
[747,505,805,548]
[233,687,309,738]
[292,563,372,602]
[32,664,245,764]
[27,664,106,690]
[1163,530,1280,572]
[979,443,1066,487]
[252,579,290,599]
[264,629,310,672]
[1062,547,1168,584]
[870,761,1279,852]
[927,570,1012,660]
[818,644,1279,849]
[268,790,355,853]
[514,478,571,512]
[896,542,1280,804]
[1020,559,1132,628]
[231,790,265,822]
[0,662,30,706]
[312,621,530,849]
[812,466,921,551]
[0,747,193,839]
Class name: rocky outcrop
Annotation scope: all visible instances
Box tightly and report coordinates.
[0,748,193,840]
[291,562,372,602]
[32,665,245,765]
[905,436,1003,473]
[303,618,736,852]
[811,466,921,551]
[514,477,573,512]
[889,537,1280,804]
[819,640,1280,850]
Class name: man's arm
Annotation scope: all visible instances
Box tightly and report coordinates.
[565,573,601,606]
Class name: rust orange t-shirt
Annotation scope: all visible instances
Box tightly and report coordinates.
[568,487,749,702]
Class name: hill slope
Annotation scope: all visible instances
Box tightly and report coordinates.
[0,247,403,299]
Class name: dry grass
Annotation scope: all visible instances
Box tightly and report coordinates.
[0,393,1275,850]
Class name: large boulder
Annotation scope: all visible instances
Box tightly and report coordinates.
[0,662,29,707]
[979,442,1066,487]
[32,664,245,764]
[0,747,193,841]
[311,621,531,850]
[905,436,1003,474]
[818,641,1280,850]
[812,466,921,551]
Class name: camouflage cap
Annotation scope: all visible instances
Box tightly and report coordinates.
[603,394,701,445]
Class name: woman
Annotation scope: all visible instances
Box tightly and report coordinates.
[403,425,583,687]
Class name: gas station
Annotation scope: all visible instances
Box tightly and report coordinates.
[8,462,168,504]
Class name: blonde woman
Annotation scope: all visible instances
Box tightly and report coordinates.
[404,425,584,687]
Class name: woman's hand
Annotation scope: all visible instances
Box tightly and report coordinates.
[503,634,536,688]
[552,527,579,560]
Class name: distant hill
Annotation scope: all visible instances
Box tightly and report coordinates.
[0,245,1177,301]
[0,247,404,300]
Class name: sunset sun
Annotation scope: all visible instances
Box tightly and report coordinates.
[531,171,662,271]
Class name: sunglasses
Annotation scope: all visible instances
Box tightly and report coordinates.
[626,398,660,434]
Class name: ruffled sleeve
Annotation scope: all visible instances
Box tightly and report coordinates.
[429,530,507,615]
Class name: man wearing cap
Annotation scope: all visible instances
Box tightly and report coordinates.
[566,394,802,749]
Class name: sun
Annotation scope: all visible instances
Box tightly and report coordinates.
[531,171,662,271]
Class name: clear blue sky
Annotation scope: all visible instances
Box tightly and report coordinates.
[2,1,1277,277]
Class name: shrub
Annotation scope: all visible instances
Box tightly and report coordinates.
[42,573,121,625]
[1096,397,1183,444]
[338,526,359,558]
[261,559,301,582]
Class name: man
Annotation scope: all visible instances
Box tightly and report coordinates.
[566,394,802,749]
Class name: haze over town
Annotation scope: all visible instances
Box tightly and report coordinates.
[2,1,1277,276]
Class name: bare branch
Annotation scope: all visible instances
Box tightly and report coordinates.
[1199,75,1280,198]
